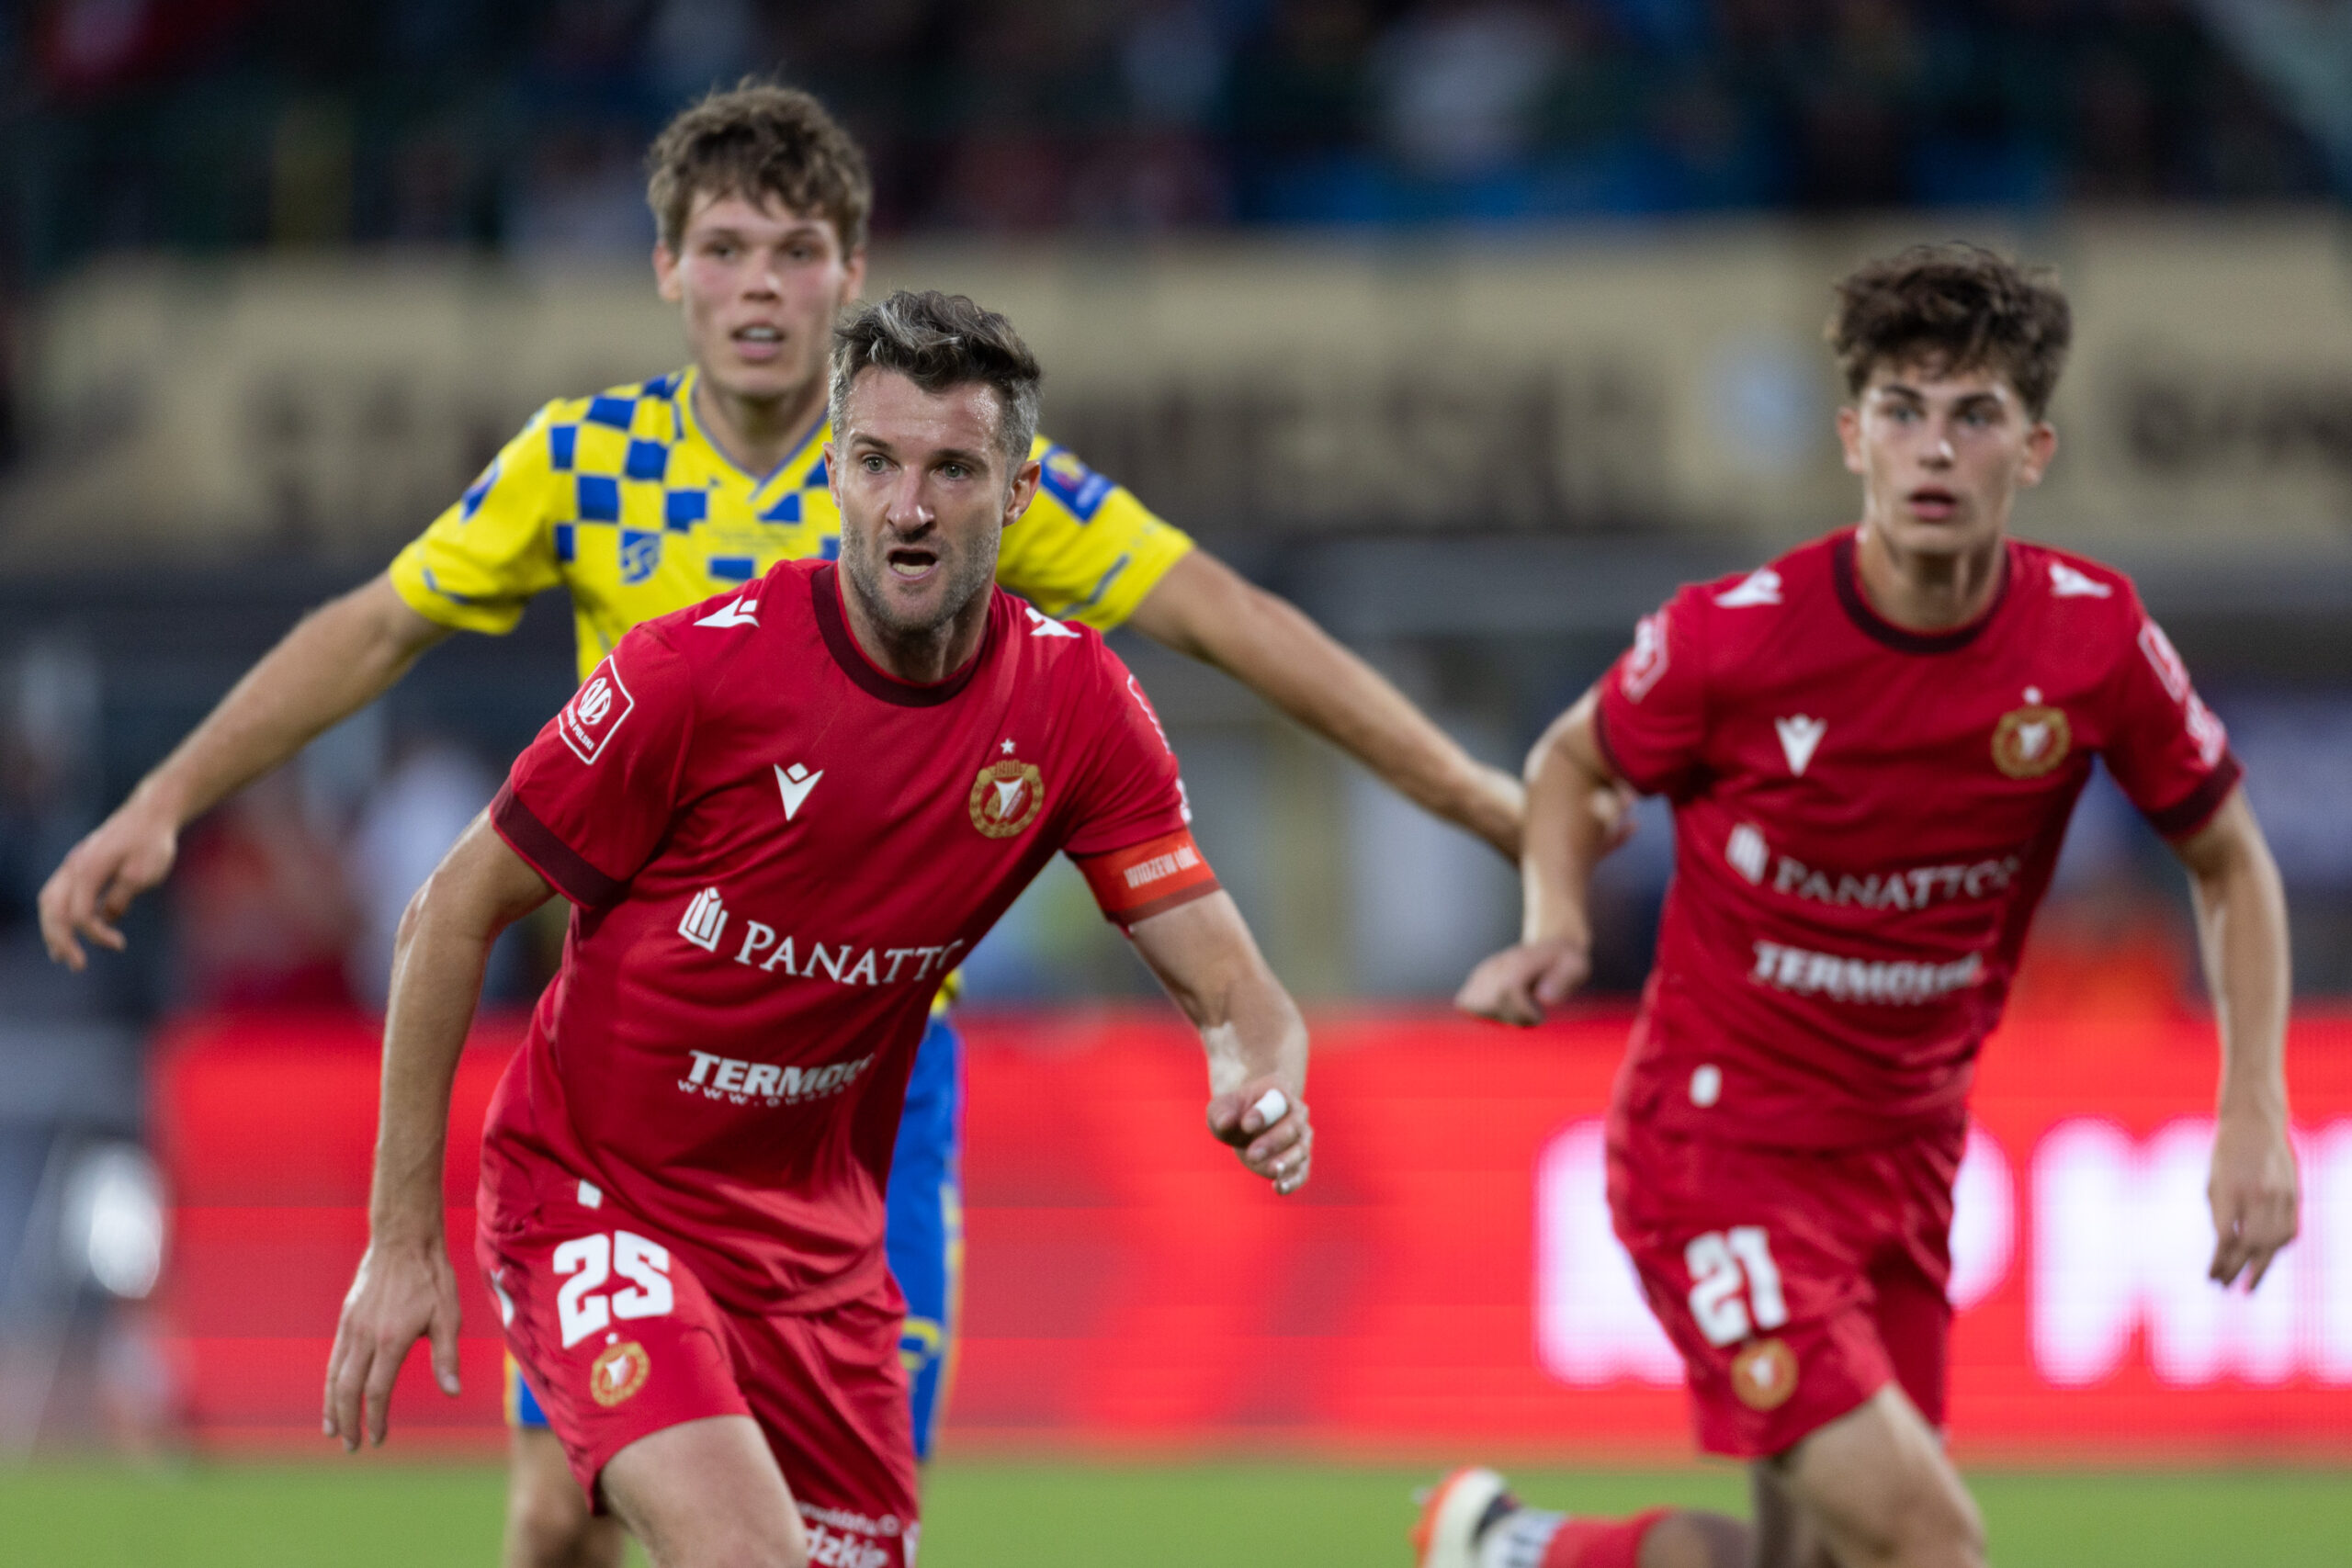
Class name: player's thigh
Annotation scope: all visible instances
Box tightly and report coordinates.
[506,1425,627,1568]
[884,1016,963,1459]
[731,1294,922,1565]
[602,1414,807,1568]
[1610,1132,1893,1459]
[1774,1385,1983,1568]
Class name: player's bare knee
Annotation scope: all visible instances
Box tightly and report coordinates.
[1893,1478,1983,1568]
[505,1495,598,1568]
[662,1529,808,1568]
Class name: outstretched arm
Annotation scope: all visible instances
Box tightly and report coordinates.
[40,572,451,968]
[2172,787,2299,1290]
[1457,685,1623,1026]
[1125,549,1524,858]
[323,811,552,1450]
[1125,889,1313,1194]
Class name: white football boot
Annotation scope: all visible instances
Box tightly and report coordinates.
[1412,1467,1568,1568]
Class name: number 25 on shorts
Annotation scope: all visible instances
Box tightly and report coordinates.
[1686,1226,1788,1347]
[555,1231,676,1348]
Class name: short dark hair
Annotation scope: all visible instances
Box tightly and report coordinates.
[829,291,1044,469]
[1828,243,2073,418]
[645,80,872,255]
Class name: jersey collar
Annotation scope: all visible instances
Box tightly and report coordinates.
[811,564,992,706]
[673,366,831,496]
[1831,528,2013,655]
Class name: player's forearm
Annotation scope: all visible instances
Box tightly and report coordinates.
[1521,695,1613,946]
[368,893,491,1245]
[133,574,448,829]
[1131,892,1308,1097]
[1132,556,1520,853]
[369,821,544,1243]
[2185,807,2292,1125]
[1194,962,1309,1103]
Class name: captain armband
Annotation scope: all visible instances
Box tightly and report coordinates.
[1075,828,1221,928]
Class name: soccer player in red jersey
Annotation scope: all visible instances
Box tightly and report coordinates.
[1422,246,2300,1568]
[322,292,1311,1568]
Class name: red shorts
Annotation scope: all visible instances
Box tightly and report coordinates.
[1608,1119,1963,1459]
[478,1161,918,1565]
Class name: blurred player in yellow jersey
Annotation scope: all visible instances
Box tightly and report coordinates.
[40,82,1523,1568]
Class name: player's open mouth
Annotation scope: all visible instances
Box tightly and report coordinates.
[1906,487,1959,520]
[732,324,784,361]
[887,546,939,581]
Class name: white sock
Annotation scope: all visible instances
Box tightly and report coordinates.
[1478,1507,1567,1568]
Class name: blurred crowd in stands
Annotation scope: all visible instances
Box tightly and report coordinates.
[4,0,2336,277]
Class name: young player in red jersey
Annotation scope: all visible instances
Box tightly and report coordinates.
[1423,246,2299,1568]
[322,292,1311,1568]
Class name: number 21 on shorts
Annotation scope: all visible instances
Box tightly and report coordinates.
[1686,1226,1788,1347]
[555,1231,675,1348]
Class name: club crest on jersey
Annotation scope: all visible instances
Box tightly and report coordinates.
[1731,1337,1798,1411]
[618,528,662,584]
[1992,691,2071,779]
[590,1340,650,1407]
[969,760,1045,838]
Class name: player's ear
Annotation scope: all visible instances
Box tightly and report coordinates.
[840,245,867,306]
[1835,403,1866,477]
[653,243,684,303]
[2017,420,2058,489]
[1003,455,1042,526]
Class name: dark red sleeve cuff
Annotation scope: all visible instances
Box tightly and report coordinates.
[491,782,625,906]
[2143,752,2244,840]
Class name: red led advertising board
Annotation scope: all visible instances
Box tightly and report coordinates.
[152,1005,2352,1458]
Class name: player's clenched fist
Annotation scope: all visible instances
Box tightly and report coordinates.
[322,1235,464,1452]
[1206,1080,1313,1195]
[1456,935,1591,1027]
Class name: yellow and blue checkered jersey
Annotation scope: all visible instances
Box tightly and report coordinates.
[388,366,1195,682]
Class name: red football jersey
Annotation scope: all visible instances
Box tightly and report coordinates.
[1596,528,2240,1149]
[481,559,1219,1314]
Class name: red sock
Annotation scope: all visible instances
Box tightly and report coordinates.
[1539,1508,1670,1568]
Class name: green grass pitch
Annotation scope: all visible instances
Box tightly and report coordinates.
[3,1460,2347,1565]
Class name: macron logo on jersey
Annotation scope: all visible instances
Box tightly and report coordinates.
[1774,715,1826,776]
[1023,603,1080,638]
[2049,562,2112,599]
[695,596,760,628]
[1715,568,1783,608]
[775,762,821,820]
[560,665,635,764]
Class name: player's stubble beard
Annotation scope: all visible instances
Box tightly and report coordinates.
[838,508,1002,673]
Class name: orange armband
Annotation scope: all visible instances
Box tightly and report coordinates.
[1075,828,1221,927]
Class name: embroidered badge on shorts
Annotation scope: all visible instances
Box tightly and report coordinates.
[591,1340,650,1407]
[968,759,1045,838]
[1991,690,2071,779]
[1731,1337,1799,1411]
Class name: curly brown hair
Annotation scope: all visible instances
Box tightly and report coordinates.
[645,80,872,255]
[1827,243,2073,418]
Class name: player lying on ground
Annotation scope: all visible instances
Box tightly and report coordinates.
[39,83,1517,1568]
[1426,244,2298,1568]
[322,292,1310,1568]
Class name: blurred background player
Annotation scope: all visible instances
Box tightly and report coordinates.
[35,79,1518,1568]
[323,289,1313,1568]
[1433,245,2299,1568]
